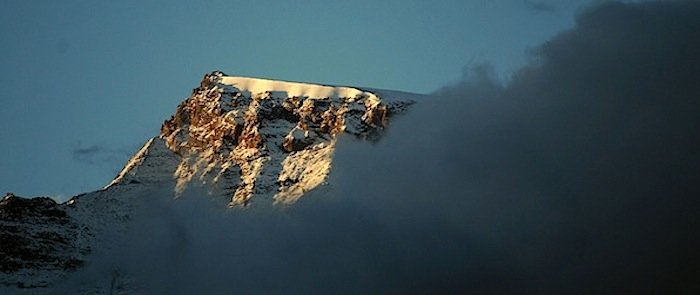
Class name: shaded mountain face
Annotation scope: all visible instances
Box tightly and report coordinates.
[0,194,87,288]
[0,72,415,291]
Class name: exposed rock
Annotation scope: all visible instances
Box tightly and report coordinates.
[282,127,315,152]
[153,71,415,206]
[0,194,87,288]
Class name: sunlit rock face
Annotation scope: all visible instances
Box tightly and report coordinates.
[121,71,414,206]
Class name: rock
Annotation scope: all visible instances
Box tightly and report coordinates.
[283,127,315,152]
[156,71,415,206]
[0,194,86,288]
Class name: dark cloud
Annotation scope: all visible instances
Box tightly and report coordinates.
[524,0,557,12]
[430,0,700,293]
[72,144,134,166]
[52,1,700,294]
[72,145,102,159]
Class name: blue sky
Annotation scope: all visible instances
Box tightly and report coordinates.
[0,0,590,199]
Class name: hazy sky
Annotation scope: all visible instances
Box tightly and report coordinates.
[0,0,590,199]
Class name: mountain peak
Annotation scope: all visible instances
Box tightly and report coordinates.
[111,71,415,206]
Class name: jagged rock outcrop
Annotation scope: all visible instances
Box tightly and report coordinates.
[150,71,413,206]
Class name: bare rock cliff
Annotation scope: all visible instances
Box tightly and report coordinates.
[119,71,414,206]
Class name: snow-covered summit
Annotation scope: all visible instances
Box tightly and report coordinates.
[220,75,377,100]
[111,71,415,206]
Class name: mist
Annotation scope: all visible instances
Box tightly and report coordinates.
[54,1,700,294]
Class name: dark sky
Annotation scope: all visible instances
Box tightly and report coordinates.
[50,1,700,294]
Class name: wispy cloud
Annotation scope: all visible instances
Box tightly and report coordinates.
[71,144,135,166]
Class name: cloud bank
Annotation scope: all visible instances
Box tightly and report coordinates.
[54,1,700,294]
